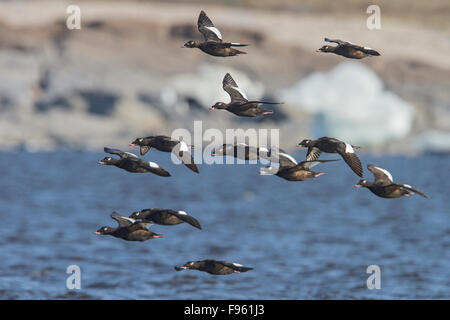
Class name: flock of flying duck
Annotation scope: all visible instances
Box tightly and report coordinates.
[94,10,428,276]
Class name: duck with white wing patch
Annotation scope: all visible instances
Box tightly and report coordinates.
[210,73,283,117]
[297,137,363,177]
[354,164,429,199]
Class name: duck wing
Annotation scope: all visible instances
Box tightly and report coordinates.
[306,147,322,161]
[104,147,139,160]
[171,210,202,230]
[367,165,394,186]
[298,159,340,170]
[198,10,223,42]
[222,73,249,103]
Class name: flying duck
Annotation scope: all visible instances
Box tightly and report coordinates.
[259,148,340,181]
[94,213,163,242]
[174,259,253,275]
[130,136,198,173]
[297,137,363,177]
[317,38,380,59]
[98,147,170,177]
[129,208,202,230]
[183,10,248,57]
[210,73,283,117]
[354,165,429,199]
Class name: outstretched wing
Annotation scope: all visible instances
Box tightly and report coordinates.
[104,147,139,160]
[324,38,349,45]
[306,147,322,161]
[172,210,202,230]
[173,142,199,173]
[222,73,248,103]
[111,212,135,228]
[298,159,340,170]
[325,38,380,56]
[197,10,223,42]
[268,147,297,167]
[219,260,253,273]
[367,165,394,186]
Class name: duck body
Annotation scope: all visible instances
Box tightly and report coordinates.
[225,102,273,117]
[175,259,253,275]
[363,184,418,199]
[130,208,202,230]
[275,166,324,181]
[198,42,246,57]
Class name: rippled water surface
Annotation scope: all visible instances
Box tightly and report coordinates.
[0,151,448,299]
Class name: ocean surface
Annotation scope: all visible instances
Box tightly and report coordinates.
[0,150,448,299]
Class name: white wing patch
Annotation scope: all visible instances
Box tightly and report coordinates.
[120,216,136,224]
[232,263,243,267]
[178,211,187,215]
[402,184,412,188]
[374,166,393,182]
[179,141,189,152]
[279,152,298,165]
[125,152,138,158]
[148,161,160,168]
[345,143,354,154]
[232,86,249,100]
[205,26,222,40]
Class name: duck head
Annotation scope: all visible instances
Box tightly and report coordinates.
[210,102,227,110]
[296,139,312,148]
[97,157,118,165]
[316,45,334,53]
[183,40,199,48]
[95,226,114,235]
[174,261,198,271]
[354,179,371,188]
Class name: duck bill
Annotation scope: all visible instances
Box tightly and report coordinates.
[94,231,101,235]
[354,184,362,188]
[314,172,325,178]
[153,234,164,239]
[174,265,187,271]
[129,143,136,146]
[296,144,305,147]
[209,107,215,111]
[97,161,105,165]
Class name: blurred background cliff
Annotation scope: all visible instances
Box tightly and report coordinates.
[0,0,448,153]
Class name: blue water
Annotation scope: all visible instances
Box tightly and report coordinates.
[0,151,448,299]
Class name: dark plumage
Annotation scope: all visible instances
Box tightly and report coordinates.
[174,259,253,275]
[354,165,429,199]
[210,73,283,117]
[259,148,340,181]
[211,143,271,161]
[95,213,163,242]
[129,208,202,230]
[297,137,363,177]
[317,38,380,59]
[97,147,171,177]
[183,11,248,57]
[130,136,198,173]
